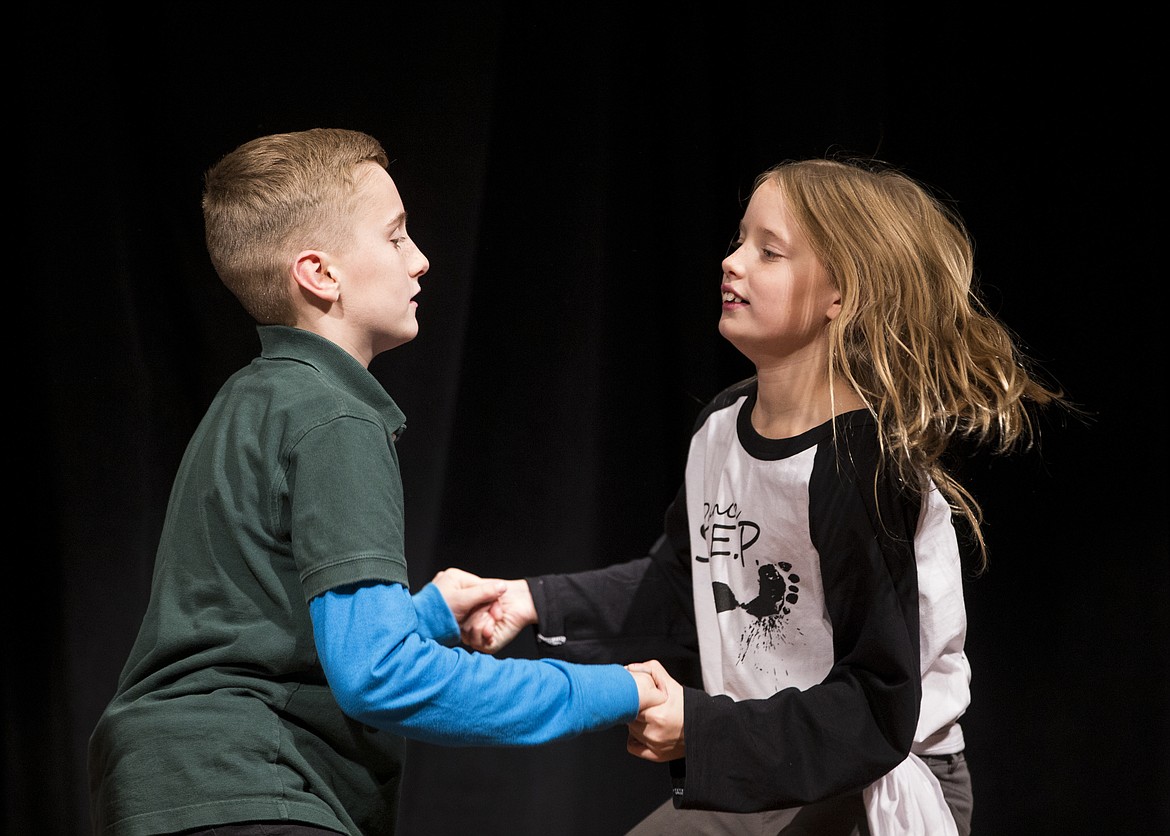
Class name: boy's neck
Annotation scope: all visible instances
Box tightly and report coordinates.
[292,314,380,369]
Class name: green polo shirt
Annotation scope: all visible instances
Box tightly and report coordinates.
[90,326,412,835]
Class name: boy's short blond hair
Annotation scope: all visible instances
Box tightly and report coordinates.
[202,128,390,325]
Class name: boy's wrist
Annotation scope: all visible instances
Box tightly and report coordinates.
[413,583,460,645]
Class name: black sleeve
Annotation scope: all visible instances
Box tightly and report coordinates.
[526,484,701,684]
[677,419,923,811]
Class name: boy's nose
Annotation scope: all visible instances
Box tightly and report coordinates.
[412,250,430,278]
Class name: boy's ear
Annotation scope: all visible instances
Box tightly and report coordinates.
[291,250,340,303]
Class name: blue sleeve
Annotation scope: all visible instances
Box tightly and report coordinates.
[309,582,640,746]
[410,582,460,644]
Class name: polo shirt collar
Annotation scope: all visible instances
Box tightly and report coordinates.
[256,325,407,436]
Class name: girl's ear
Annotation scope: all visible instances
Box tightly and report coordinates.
[291,250,340,303]
[825,287,844,322]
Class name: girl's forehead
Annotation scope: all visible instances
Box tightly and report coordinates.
[744,180,795,229]
[747,178,785,209]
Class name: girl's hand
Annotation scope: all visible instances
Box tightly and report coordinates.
[625,660,685,762]
[459,577,537,653]
[428,567,507,626]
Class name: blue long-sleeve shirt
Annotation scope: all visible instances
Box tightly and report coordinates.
[310,581,640,745]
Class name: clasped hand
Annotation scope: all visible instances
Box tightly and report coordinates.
[625,660,685,762]
[428,567,686,762]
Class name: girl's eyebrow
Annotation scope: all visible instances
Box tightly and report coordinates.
[753,224,791,248]
[385,211,406,232]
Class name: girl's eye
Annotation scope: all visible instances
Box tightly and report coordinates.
[761,248,782,261]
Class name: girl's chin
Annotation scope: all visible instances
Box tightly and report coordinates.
[716,318,741,340]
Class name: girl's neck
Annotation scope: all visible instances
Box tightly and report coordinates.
[751,362,866,440]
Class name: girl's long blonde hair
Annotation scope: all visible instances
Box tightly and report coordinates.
[759,158,1066,568]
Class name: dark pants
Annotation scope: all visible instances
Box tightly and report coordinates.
[174,824,342,836]
[626,751,972,836]
[921,751,973,836]
[627,794,870,836]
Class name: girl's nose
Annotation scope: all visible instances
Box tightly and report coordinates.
[721,246,742,277]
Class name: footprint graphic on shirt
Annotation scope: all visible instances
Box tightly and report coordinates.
[743,562,799,618]
[711,562,802,664]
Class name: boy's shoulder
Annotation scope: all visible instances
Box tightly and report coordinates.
[223,326,404,432]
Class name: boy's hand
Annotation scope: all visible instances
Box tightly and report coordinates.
[628,667,667,713]
[428,567,506,627]
[460,578,537,653]
[625,660,685,762]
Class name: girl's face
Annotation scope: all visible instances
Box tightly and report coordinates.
[718,178,841,368]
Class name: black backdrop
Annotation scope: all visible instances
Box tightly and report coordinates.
[12,5,1166,835]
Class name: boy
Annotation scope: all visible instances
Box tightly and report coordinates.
[88,128,662,836]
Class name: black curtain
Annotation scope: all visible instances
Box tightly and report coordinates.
[12,5,1165,835]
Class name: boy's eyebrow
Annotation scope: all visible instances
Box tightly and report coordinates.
[386,211,407,231]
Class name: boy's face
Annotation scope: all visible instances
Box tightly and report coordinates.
[717,178,841,368]
[330,163,430,361]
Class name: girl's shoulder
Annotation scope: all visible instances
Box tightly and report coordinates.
[828,408,881,464]
[702,376,757,416]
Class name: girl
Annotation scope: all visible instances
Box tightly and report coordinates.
[465,157,1066,836]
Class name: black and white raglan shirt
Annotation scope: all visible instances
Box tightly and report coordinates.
[528,377,969,833]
